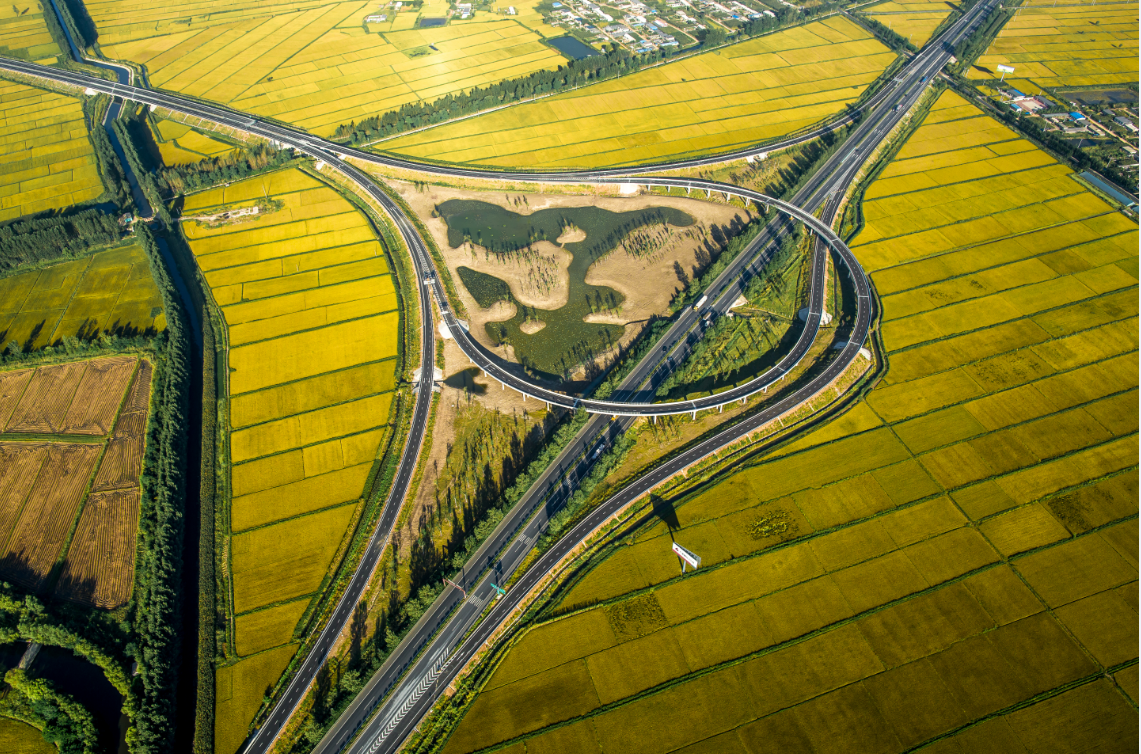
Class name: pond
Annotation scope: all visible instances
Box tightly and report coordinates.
[0,643,128,753]
[419,16,447,26]
[439,200,694,380]
[1062,89,1138,106]
[547,35,599,60]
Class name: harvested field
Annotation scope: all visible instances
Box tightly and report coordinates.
[56,488,141,608]
[3,356,138,434]
[92,430,145,491]
[0,241,165,353]
[0,443,49,538]
[90,0,564,137]
[433,89,1138,754]
[0,81,103,222]
[966,2,1139,92]
[384,17,895,167]
[0,443,100,591]
[0,367,32,427]
[60,356,138,434]
[3,361,87,433]
[0,354,151,606]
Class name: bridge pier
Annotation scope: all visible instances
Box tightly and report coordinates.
[691,410,697,419]
[719,404,723,413]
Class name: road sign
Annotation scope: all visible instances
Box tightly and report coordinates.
[996,64,1015,73]
[672,541,701,572]
[490,582,506,597]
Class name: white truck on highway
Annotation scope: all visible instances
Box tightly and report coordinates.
[693,295,708,310]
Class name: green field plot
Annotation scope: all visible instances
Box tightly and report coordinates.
[384,16,896,168]
[181,168,401,753]
[966,2,1139,92]
[89,0,565,136]
[0,81,104,223]
[429,88,1138,754]
[0,1,62,62]
[0,241,166,352]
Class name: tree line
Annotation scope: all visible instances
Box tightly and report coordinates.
[333,2,841,145]
[131,224,191,753]
[856,14,918,54]
[0,209,121,272]
[159,142,293,195]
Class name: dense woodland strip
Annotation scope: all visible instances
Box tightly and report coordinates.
[159,143,293,195]
[130,224,191,753]
[333,2,845,145]
[0,209,121,272]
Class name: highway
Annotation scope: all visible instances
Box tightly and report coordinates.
[304,2,1000,752]
[0,0,997,750]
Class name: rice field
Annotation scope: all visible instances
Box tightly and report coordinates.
[0,80,104,222]
[384,16,896,168]
[0,241,166,353]
[434,89,1139,754]
[861,0,952,48]
[966,2,1139,93]
[0,1,62,63]
[152,117,235,166]
[88,0,565,136]
[0,356,150,605]
[183,168,401,754]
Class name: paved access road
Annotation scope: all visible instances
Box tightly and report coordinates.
[0,1,998,749]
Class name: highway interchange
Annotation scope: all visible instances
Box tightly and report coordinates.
[0,1,999,751]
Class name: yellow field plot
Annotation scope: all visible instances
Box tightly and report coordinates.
[232,461,374,531]
[863,0,952,48]
[233,599,308,656]
[230,392,394,463]
[181,169,402,730]
[0,242,164,351]
[230,501,358,614]
[230,361,396,429]
[0,81,103,222]
[151,118,234,165]
[383,17,895,167]
[437,82,1138,753]
[966,3,1139,91]
[0,3,62,62]
[95,0,563,136]
[215,643,297,754]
